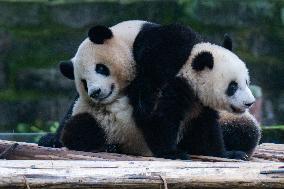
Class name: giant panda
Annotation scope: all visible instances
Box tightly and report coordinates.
[126,23,259,160]
[39,21,260,160]
[38,20,149,150]
[53,21,153,155]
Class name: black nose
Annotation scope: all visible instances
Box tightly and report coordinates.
[244,102,254,107]
[90,89,101,99]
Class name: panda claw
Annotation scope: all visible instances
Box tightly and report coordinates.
[105,144,120,153]
[225,150,249,160]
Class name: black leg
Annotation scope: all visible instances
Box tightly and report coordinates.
[179,107,249,160]
[179,107,226,157]
[133,78,194,160]
[38,133,62,148]
[60,113,108,152]
[219,112,261,157]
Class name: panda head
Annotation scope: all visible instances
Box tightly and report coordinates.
[179,38,255,114]
[60,25,135,104]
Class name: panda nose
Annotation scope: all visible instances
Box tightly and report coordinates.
[90,89,101,99]
[244,101,254,108]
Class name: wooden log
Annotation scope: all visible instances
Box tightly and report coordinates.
[0,139,283,162]
[0,160,283,189]
[0,139,243,162]
[253,143,284,162]
[0,139,160,161]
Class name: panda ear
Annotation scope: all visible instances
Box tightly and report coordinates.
[223,33,233,51]
[88,25,113,44]
[191,51,214,71]
[59,60,74,80]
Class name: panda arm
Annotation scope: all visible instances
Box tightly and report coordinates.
[60,113,114,152]
[179,108,249,160]
[136,77,194,159]
[219,111,261,158]
[127,76,158,121]
[179,107,226,157]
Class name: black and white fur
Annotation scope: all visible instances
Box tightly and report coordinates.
[219,111,261,157]
[127,23,257,159]
[39,21,260,160]
[49,21,153,155]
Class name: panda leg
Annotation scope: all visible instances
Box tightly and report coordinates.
[134,78,195,160]
[60,113,119,153]
[38,133,63,148]
[219,111,261,158]
[179,107,248,160]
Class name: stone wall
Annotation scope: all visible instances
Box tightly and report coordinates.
[0,0,283,130]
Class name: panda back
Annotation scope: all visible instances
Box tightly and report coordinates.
[133,24,202,85]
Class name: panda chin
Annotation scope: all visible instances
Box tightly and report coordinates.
[230,105,245,114]
[90,94,114,105]
[91,85,116,104]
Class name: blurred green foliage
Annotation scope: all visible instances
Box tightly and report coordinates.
[16,121,59,133]
[261,125,284,144]
[0,89,58,101]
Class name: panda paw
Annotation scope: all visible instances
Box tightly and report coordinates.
[104,144,120,153]
[225,150,249,161]
[38,133,62,148]
[156,150,190,160]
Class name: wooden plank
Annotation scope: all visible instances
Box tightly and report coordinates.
[254,143,284,162]
[0,160,282,189]
[0,139,243,162]
[0,139,159,161]
[0,139,283,162]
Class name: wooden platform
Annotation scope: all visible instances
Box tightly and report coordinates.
[0,140,283,188]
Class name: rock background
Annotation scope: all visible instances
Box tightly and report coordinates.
[0,0,283,131]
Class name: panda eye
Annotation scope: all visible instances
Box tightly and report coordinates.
[95,64,110,76]
[226,81,238,96]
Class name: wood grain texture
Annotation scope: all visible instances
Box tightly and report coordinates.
[0,140,282,162]
[0,140,283,188]
[0,160,283,189]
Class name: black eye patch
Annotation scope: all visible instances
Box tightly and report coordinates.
[95,64,110,76]
[226,81,238,96]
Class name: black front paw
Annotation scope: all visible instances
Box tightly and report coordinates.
[156,150,190,160]
[61,113,107,152]
[225,150,249,160]
[38,133,62,148]
[104,144,120,153]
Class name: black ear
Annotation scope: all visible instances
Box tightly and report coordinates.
[88,25,113,44]
[191,51,214,71]
[223,33,233,51]
[59,60,74,80]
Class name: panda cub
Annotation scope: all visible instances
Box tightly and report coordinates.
[39,20,260,160]
[38,20,149,150]
[128,23,257,159]
[58,21,153,156]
